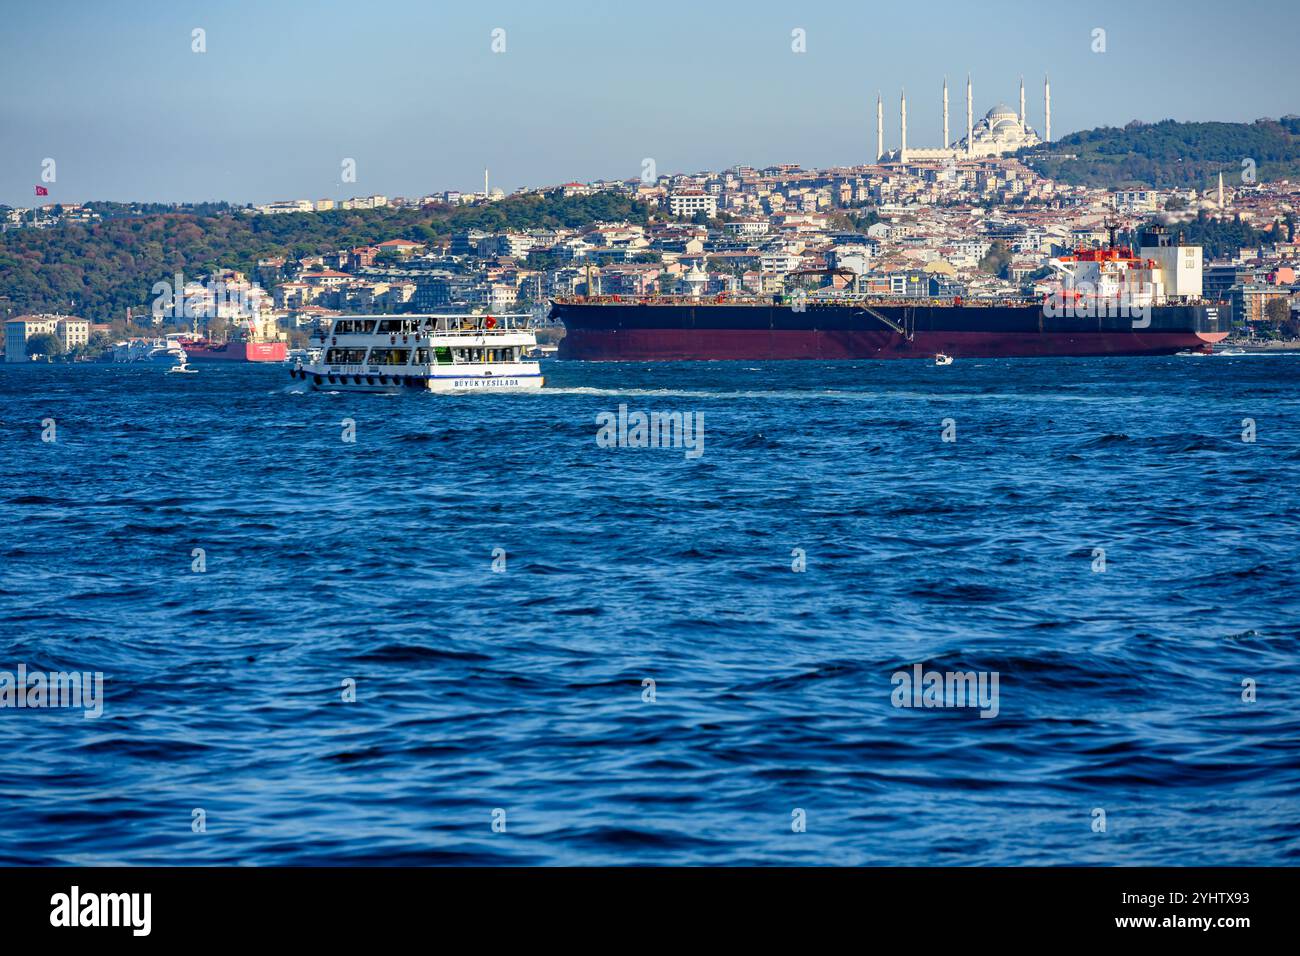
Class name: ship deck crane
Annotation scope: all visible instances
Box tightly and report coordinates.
[855,304,915,341]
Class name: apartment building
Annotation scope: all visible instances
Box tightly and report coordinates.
[668,190,718,218]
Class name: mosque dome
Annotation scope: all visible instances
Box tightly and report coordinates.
[879,80,1048,162]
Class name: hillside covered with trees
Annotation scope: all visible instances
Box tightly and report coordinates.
[1020,116,1300,189]
[1157,211,1281,260]
[0,192,654,319]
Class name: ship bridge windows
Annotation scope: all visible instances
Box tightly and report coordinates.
[325,347,368,365]
[376,319,419,334]
[372,348,411,366]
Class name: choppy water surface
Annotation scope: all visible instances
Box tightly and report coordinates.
[1,356,1298,865]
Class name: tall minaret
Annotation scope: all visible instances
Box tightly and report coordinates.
[900,88,908,163]
[1044,74,1051,143]
[484,168,490,197]
[1019,76,1026,131]
[965,74,973,158]
[1218,172,1225,208]
[942,77,949,148]
[876,92,884,162]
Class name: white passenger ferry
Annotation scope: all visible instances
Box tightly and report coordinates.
[289,313,543,393]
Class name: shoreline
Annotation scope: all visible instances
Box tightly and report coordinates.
[1221,339,1300,352]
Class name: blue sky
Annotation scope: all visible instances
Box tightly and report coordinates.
[1,0,1296,205]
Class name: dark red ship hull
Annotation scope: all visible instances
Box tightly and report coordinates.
[559,327,1228,360]
[552,300,1229,360]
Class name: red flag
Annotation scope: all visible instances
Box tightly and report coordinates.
[34,185,49,196]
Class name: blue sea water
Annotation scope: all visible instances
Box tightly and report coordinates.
[1,355,1298,866]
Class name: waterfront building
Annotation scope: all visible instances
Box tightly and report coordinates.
[4,315,91,361]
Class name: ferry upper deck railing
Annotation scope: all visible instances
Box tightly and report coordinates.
[311,313,537,340]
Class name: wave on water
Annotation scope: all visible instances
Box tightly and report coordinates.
[1,357,1297,866]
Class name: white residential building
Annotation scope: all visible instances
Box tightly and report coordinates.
[669,190,718,218]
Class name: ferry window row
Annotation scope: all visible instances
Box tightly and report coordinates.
[327,346,525,367]
[376,319,420,333]
[333,319,376,334]
[453,347,522,363]
[324,348,368,364]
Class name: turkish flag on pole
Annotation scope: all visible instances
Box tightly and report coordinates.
[34,185,49,196]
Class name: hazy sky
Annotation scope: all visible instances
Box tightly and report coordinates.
[1,0,1296,206]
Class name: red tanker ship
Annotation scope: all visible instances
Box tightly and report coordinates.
[181,339,287,362]
[180,316,287,362]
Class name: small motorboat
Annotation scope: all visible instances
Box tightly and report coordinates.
[167,360,198,375]
[935,353,953,366]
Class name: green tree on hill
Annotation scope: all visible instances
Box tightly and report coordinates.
[979,240,1012,277]
[0,191,657,318]
[1265,298,1291,327]
[1021,117,1300,188]
[1158,211,1268,260]
[23,332,63,359]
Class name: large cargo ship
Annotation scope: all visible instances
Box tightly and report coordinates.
[553,298,1226,360]
[553,234,1229,360]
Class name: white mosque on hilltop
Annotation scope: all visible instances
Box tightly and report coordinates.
[877,75,1052,163]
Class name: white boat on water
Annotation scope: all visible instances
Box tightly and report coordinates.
[289,313,543,393]
[284,346,321,365]
[935,353,953,366]
[113,334,188,364]
[149,342,187,364]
